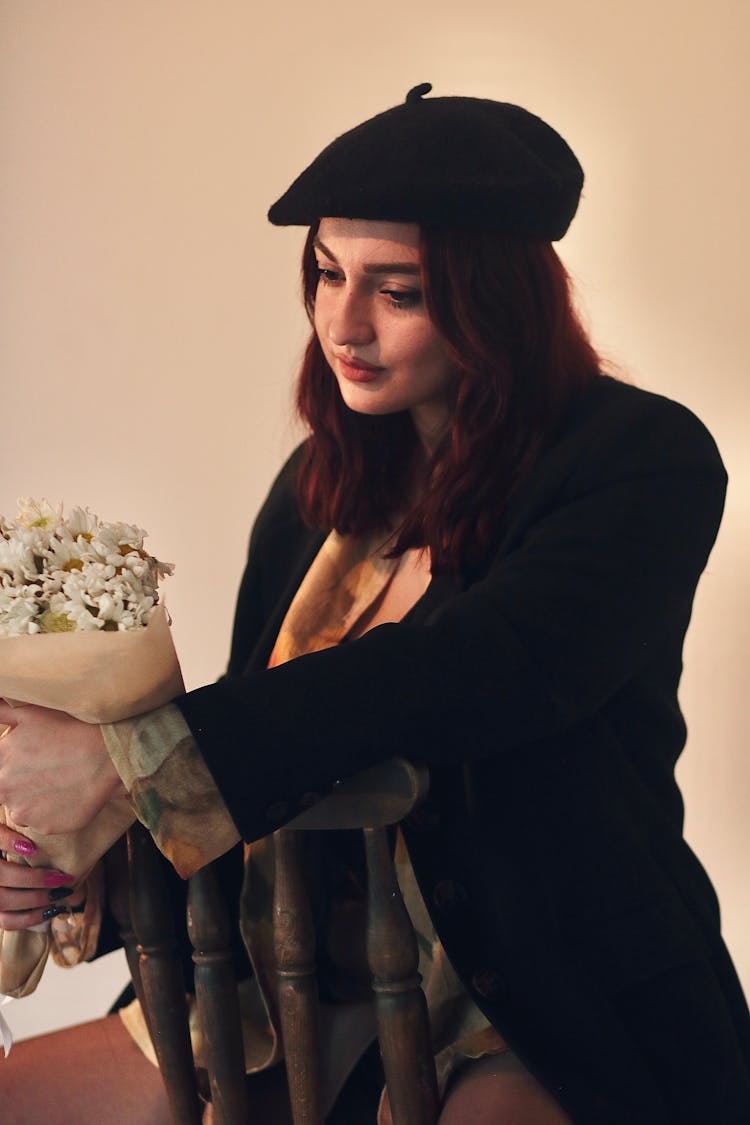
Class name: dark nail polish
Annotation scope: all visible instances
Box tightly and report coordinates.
[48,887,74,902]
[42,904,68,920]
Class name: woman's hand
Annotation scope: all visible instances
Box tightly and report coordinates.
[0,700,127,836]
[0,823,84,931]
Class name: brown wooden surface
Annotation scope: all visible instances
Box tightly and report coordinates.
[188,862,250,1125]
[273,828,323,1125]
[287,757,429,831]
[127,822,203,1125]
[105,834,156,1046]
[364,825,439,1125]
[118,760,434,1125]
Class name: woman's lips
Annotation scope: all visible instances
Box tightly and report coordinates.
[335,354,385,383]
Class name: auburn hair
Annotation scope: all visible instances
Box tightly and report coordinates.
[295,223,601,574]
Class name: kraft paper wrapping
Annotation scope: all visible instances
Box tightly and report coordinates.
[0,605,184,999]
[0,604,183,723]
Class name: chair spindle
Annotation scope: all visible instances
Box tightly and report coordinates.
[364,825,440,1125]
[127,822,203,1125]
[273,827,324,1125]
[188,863,251,1125]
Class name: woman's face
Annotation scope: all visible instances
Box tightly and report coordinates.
[313,218,458,451]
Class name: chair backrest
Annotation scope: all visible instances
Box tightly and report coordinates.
[112,758,439,1125]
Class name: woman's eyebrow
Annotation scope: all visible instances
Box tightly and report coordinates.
[313,237,339,262]
[363,262,421,277]
[313,238,420,276]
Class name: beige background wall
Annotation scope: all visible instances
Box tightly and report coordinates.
[1,1,748,1041]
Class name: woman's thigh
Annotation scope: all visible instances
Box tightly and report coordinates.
[0,1013,171,1125]
[438,1052,575,1125]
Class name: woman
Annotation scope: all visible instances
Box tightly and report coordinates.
[1,84,749,1124]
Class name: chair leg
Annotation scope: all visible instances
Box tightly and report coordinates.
[105,834,156,1047]
[363,826,440,1125]
[188,863,250,1125]
[273,828,323,1125]
[127,822,203,1125]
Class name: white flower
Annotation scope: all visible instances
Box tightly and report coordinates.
[0,586,41,635]
[15,498,62,532]
[92,522,147,558]
[0,534,38,583]
[0,500,173,637]
[43,530,87,572]
[65,507,100,539]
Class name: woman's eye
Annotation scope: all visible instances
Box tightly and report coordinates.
[382,288,422,310]
[316,266,343,286]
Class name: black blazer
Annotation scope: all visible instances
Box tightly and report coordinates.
[178,376,750,1123]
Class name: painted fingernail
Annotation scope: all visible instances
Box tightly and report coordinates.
[44,871,75,888]
[42,904,68,920]
[14,839,36,857]
[48,887,74,902]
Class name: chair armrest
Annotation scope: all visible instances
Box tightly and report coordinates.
[285,757,429,831]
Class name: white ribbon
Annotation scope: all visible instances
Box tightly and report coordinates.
[0,993,14,1057]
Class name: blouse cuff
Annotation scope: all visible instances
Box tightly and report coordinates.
[101,703,240,879]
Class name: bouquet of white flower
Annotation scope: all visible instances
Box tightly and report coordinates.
[0,498,173,638]
[0,499,183,1008]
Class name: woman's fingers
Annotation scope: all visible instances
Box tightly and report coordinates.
[0,829,78,927]
[0,903,81,930]
[0,855,83,929]
[0,891,61,918]
[0,890,85,928]
[0,859,74,891]
[0,822,38,861]
[0,702,121,834]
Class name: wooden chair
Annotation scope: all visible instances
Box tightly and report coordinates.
[109,758,440,1125]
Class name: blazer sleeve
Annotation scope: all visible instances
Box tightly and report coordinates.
[176,385,727,843]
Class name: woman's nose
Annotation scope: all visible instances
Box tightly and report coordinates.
[327,290,375,347]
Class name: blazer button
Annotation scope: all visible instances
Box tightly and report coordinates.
[471,968,505,1000]
[266,800,291,827]
[432,879,469,910]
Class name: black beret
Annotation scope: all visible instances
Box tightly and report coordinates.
[268,83,584,240]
